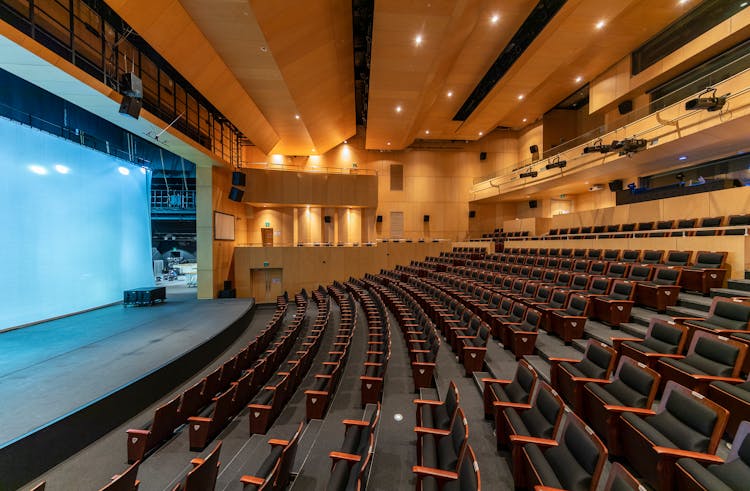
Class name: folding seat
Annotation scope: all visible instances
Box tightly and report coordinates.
[178,379,208,426]
[601,463,643,491]
[581,277,610,299]
[545,257,561,270]
[672,217,698,237]
[249,374,290,434]
[674,297,750,342]
[620,249,641,263]
[502,308,542,360]
[512,411,608,491]
[560,248,574,258]
[99,460,140,491]
[656,330,746,394]
[573,249,587,259]
[587,260,607,276]
[558,259,574,271]
[634,221,655,238]
[592,225,606,236]
[569,227,581,235]
[127,394,182,463]
[625,264,653,283]
[580,226,594,239]
[494,381,564,449]
[547,248,560,258]
[410,329,441,391]
[548,294,591,343]
[482,359,537,420]
[328,431,375,491]
[172,441,222,491]
[581,356,660,454]
[602,249,620,262]
[567,274,591,292]
[604,262,629,280]
[305,362,344,419]
[558,228,569,236]
[522,285,553,309]
[551,272,574,289]
[617,381,728,491]
[680,251,728,295]
[586,249,602,260]
[590,280,636,327]
[415,382,459,431]
[695,216,723,236]
[534,289,571,331]
[548,229,559,236]
[538,269,558,286]
[613,318,688,369]
[604,224,621,238]
[664,250,693,267]
[571,259,590,274]
[240,422,303,490]
[457,320,491,374]
[650,219,675,238]
[634,266,682,312]
[706,370,750,439]
[640,249,664,264]
[724,213,750,235]
[491,302,526,340]
[550,340,617,411]
[189,384,241,449]
[413,407,469,491]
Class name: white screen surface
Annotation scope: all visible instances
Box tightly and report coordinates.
[214,211,235,240]
[0,118,154,330]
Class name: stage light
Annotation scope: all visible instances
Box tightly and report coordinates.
[519,170,538,178]
[582,139,612,154]
[618,138,648,155]
[54,164,69,174]
[545,157,567,170]
[685,88,728,111]
[140,167,147,174]
[29,164,47,175]
[446,90,453,97]
[118,166,130,175]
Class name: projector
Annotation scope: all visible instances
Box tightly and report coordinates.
[685,95,727,112]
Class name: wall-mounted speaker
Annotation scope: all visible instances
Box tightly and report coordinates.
[120,72,143,98]
[529,145,539,154]
[479,151,487,161]
[232,171,246,186]
[469,210,476,218]
[228,187,244,202]
[618,100,633,115]
[324,215,332,223]
[119,96,142,119]
[528,200,538,209]
[423,215,430,223]
[376,215,383,223]
[608,179,623,191]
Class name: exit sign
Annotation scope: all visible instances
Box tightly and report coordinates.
[265,221,271,227]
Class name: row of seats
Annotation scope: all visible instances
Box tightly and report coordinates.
[325,404,381,490]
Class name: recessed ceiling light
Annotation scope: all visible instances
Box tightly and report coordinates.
[425,130,430,135]
[415,34,423,46]
[54,164,70,174]
[260,46,268,52]
[490,14,500,24]
[741,1,748,6]
[595,20,606,30]
[395,105,402,113]
[311,148,316,153]
[28,165,47,175]
[447,90,453,97]
[118,166,130,176]
[387,141,391,146]
[575,76,583,83]
[522,118,527,122]
[517,94,524,100]
[478,131,483,136]
[678,0,689,4]
[343,140,348,144]
[294,114,300,120]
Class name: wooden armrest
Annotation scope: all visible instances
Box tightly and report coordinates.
[692,375,744,383]
[268,439,289,447]
[482,378,512,385]
[323,361,338,366]
[570,377,610,383]
[414,426,450,436]
[652,447,724,463]
[413,399,443,406]
[342,419,369,427]
[611,337,641,343]
[412,466,459,480]
[240,475,265,486]
[187,417,211,423]
[329,451,361,462]
[190,458,205,467]
[127,429,150,436]
[603,405,655,415]
[315,374,333,379]
[493,401,532,410]
[305,390,328,396]
[509,435,558,446]
[656,354,685,359]
[548,357,580,363]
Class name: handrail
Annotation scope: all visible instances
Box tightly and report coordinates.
[475,225,749,242]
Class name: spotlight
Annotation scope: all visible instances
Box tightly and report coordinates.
[685,88,728,112]
[616,138,647,155]
[545,157,567,170]
[118,166,130,175]
[582,139,612,154]
[519,170,538,178]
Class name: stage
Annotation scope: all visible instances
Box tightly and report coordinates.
[0,290,256,488]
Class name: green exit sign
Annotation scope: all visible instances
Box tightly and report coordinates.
[265,221,271,228]
[263,261,269,268]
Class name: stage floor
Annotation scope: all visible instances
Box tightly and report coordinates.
[0,291,254,445]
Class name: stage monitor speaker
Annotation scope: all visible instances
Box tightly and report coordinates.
[529,200,538,209]
[423,215,430,222]
[469,210,476,218]
[479,151,487,161]
[229,187,244,202]
[232,171,246,186]
[324,215,332,223]
[119,96,142,119]
[608,179,623,191]
[529,145,539,154]
[120,72,143,98]
[376,215,383,223]
[618,100,633,115]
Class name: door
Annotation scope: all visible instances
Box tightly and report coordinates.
[390,211,404,238]
[251,268,284,303]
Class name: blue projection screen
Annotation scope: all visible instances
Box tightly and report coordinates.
[0,118,154,330]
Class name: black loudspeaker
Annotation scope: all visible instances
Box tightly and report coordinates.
[324,215,332,223]
[376,215,383,223]
[232,171,246,186]
[229,187,244,202]
[119,96,142,119]
[529,145,539,154]
[224,280,233,290]
[618,100,633,115]
[120,72,143,98]
[469,210,476,218]
[423,215,430,222]
[608,179,623,191]
[529,200,538,209]
[479,152,487,161]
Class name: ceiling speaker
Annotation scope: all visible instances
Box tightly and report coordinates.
[469,210,476,218]
[120,72,143,98]
[324,215,332,223]
[528,200,538,209]
[228,187,244,202]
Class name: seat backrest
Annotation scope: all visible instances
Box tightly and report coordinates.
[545,413,607,491]
[593,225,605,234]
[99,461,140,491]
[566,294,588,316]
[621,249,640,263]
[649,385,722,453]
[151,395,182,445]
[577,342,615,379]
[711,299,750,327]
[180,379,207,422]
[657,220,674,230]
[700,216,723,228]
[677,218,697,229]
[641,250,664,264]
[549,290,568,309]
[693,251,726,268]
[685,333,742,376]
[608,281,634,300]
[534,286,552,303]
[438,408,468,473]
[183,441,221,491]
[587,249,602,259]
[627,265,652,281]
[505,359,538,403]
[445,381,460,416]
[665,250,692,266]
[621,223,636,232]
[587,278,610,295]
[573,249,587,258]
[610,357,660,408]
[530,383,565,439]
[637,222,654,231]
[644,320,686,354]
[570,274,589,290]
[607,224,620,232]
[271,422,304,489]
[653,267,680,285]
[603,249,620,261]
[508,304,526,322]
[448,445,480,491]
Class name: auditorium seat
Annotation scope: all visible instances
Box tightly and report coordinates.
[240,422,302,490]
[674,297,750,342]
[674,421,750,491]
[550,340,617,412]
[581,356,660,455]
[603,249,620,262]
[724,213,750,235]
[413,407,469,490]
[328,431,374,491]
[707,374,750,439]
[99,460,140,491]
[634,221,655,237]
[482,359,537,420]
[625,264,653,283]
[512,411,607,491]
[416,382,459,431]
[651,220,675,237]
[502,307,542,360]
[172,441,221,491]
[617,381,728,491]
[664,250,693,267]
[590,280,636,327]
[547,294,591,344]
[640,250,665,264]
[127,395,181,463]
[456,318,491,374]
[599,463,643,491]
[695,216,723,236]
[604,262,629,280]
[490,302,526,340]
[613,319,689,369]
[656,331,746,394]
[188,385,237,450]
[496,381,565,449]
[680,251,728,295]
[534,290,572,331]
[672,218,698,237]
[634,266,682,313]
[620,249,641,263]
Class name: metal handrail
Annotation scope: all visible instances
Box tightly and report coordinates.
[487,225,750,241]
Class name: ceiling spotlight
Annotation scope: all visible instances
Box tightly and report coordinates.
[140,167,147,174]
[575,76,583,83]
[520,170,538,179]
[685,88,728,111]
[395,105,402,113]
[447,90,453,97]
[118,166,130,176]
[260,46,268,52]
[478,131,483,136]
[490,14,500,24]
[517,94,525,100]
[595,20,606,29]
[583,139,612,154]
[387,141,391,146]
[415,34,423,46]
[294,114,300,119]
[612,138,648,155]
[424,130,430,135]
[28,165,47,175]
[522,118,527,122]
[54,164,70,174]
[545,157,567,170]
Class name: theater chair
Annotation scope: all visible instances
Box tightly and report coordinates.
[581,356,660,455]
[127,394,182,463]
[634,267,682,313]
[188,385,238,450]
[512,411,607,491]
[664,250,693,267]
[597,463,643,491]
[613,319,689,369]
[679,251,728,295]
[674,421,750,491]
[707,374,750,439]
[617,381,728,491]
[547,294,590,344]
[503,308,543,360]
[305,362,344,420]
[482,359,537,420]
[695,216,723,236]
[240,422,303,490]
[590,280,636,327]
[651,220,675,238]
[604,262,629,280]
[249,374,290,435]
[360,350,390,406]
[674,297,750,342]
[457,320,491,375]
[534,290,571,331]
[172,441,222,491]
[413,407,469,491]
[603,249,620,262]
[491,302,527,340]
[328,432,374,491]
[100,460,140,491]
[410,328,441,392]
[620,249,641,263]
[656,330,746,394]
[625,264,653,283]
[496,381,565,450]
[415,381,459,431]
[640,250,665,264]
[550,341,617,412]
[724,213,750,235]
[671,218,698,237]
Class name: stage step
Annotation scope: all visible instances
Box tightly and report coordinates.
[667,305,708,318]
[620,322,648,339]
[677,292,713,312]
[728,279,750,292]
[711,288,750,299]
[523,355,552,384]
[630,307,671,327]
